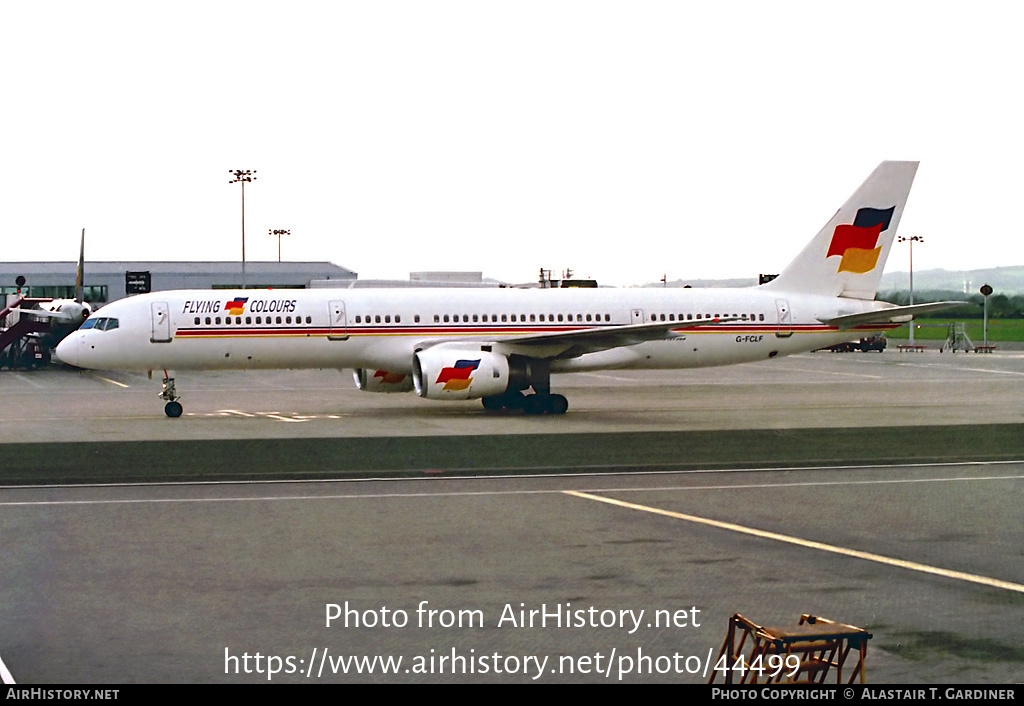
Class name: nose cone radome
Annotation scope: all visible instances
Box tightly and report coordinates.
[55,333,82,367]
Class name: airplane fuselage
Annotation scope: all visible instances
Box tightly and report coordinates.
[58,286,893,375]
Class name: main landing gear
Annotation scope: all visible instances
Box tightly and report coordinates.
[481,358,568,415]
[160,375,183,418]
[481,391,569,415]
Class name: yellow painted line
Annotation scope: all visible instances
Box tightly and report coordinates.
[564,490,1024,594]
[96,376,129,388]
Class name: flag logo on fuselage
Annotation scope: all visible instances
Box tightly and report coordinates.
[435,359,480,391]
[826,206,895,274]
[225,298,249,316]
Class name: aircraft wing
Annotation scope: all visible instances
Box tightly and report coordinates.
[11,307,78,321]
[820,301,968,330]
[493,317,741,359]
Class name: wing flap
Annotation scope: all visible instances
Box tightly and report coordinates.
[496,316,741,359]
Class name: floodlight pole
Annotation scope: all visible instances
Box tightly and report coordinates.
[898,235,923,344]
[229,169,257,288]
[270,229,290,262]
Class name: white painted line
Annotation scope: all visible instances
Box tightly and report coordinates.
[564,490,1024,595]
[0,652,16,684]
[770,365,883,379]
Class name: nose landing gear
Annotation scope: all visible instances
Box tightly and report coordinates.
[160,375,183,418]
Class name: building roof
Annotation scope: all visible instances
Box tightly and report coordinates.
[0,261,356,278]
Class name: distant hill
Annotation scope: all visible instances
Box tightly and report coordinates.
[879,266,1024,296]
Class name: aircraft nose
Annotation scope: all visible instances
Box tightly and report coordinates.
[55,334,81,366]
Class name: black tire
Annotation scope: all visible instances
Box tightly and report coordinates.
[164,401,183,418]
[524,394,547,415]
[482,396,504,411]
[546,394,569,415]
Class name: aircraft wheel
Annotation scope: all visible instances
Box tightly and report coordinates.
[164,401,183,418]
[524,394,547,415]
[482,395,504,411]
[502,391,526,410]
[546,394,569,415]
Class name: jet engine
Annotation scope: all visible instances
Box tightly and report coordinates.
[352,368,415,393]
[412,348,514,400]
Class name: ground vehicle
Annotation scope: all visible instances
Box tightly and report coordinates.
[821,335,887,353]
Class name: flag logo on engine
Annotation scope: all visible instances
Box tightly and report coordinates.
[435,359,481,391]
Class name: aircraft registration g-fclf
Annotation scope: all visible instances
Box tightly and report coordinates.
[57,161,961,417]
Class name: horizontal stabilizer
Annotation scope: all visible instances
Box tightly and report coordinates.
[820,301,968,330]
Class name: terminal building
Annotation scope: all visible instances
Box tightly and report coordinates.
[0,261,358,306]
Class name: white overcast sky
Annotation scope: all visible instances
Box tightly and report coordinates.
[2,1,1021,286]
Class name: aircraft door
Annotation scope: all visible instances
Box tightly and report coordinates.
[775,299,792,338]
[151,301,172,343]
[328,300,348,340]
[631,309,645,323]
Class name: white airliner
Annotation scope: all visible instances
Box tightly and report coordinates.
[57,161,960,417]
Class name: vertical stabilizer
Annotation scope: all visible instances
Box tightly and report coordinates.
[763,161,918,300]
[75,228,85,304]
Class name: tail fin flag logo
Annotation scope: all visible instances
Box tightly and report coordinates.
[225,298,249,316]
[826,206,895,274]
[435,359,481,391]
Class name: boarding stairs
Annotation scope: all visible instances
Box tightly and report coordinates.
[940,322,975,353]
[709,613,871,684]
[0,297,52,369]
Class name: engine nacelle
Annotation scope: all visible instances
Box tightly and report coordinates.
[352,368,415,393]
[413,348,512,400]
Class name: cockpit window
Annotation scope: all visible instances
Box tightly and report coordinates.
[80,317,119,331]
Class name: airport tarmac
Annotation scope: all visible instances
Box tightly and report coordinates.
[1,346,1023,443]
[1,348,1022,683]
